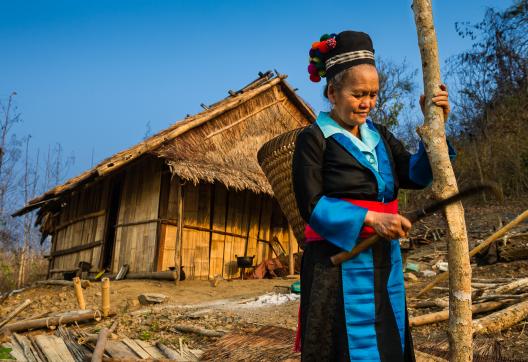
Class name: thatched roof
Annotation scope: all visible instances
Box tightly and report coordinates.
[14,71,315,217]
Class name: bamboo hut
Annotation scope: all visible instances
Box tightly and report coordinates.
[13,72,315,280]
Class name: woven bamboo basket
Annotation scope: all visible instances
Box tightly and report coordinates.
[257,127,308,248]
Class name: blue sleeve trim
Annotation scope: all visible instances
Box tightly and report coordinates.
[409,141,432,187]
[309,196,367,251]
[409,141,456,187]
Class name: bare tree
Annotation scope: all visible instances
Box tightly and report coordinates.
[413,1,473,360]
[447,0,528,195]
[17,136,39,288]
[370,58,418,129]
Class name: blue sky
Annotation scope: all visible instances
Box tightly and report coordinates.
[0,0,510,183]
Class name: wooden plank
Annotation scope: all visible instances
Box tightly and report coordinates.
[105,340,138,359]
[127,163,141,272]
[157,223,167,271]
[194,183,211,279]
[155,169,171,270]
[159,225,178,270]
[182,184,198,279]
[245,195,262,259]
[174,178,184,284]
[123,162,139,271]
[50,240,102,257]
[138,163,153,271]
[13,333,40,362]
[33,335,75,362]
[53,210,106,232]
[122,337,152,359]
[256,197,273,264]
[223,190,248,279]
[146,162,162,272]
[209,184,227,277]
[134,339,166,359]
[166,175,180,220]
[4,340,28,362]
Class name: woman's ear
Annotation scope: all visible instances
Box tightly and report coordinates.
[327,82,336,105]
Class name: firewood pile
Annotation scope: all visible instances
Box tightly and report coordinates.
[409,277,528,331]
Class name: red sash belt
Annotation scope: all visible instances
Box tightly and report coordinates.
[304,198,399,241]
[294,198,399,353]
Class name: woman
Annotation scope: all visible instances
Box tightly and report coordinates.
[292,31,452,361]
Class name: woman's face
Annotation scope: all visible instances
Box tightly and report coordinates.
[328,64,379,129]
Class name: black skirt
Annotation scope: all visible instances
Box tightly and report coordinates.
[300,242,416,362]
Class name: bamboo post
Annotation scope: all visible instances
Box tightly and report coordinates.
[73,277,86,310]
[174,179,184,286]
[0,299,31,329]
[412,1,473,360]
[101,278,110,317]
[417,209,528,296]
[288,226,295,276]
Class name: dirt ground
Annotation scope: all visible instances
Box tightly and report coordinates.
[1,200,528,360]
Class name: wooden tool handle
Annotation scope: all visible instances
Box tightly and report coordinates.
[330,234,382,266]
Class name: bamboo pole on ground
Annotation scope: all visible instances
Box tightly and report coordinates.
[156,342,180,359]
[73,277,86,310]
[0,299,31,329]
[412,1,473,360]
[101,278,110,317]
[417,209,528,297]
[1,310,104,334]
[171,323,225,337]
[410,301,506,327]
[473,299,528,335]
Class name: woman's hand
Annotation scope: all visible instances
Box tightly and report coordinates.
[420,84,450,120]
[364,211,412,240]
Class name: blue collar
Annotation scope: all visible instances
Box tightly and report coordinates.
[315,112,380,154]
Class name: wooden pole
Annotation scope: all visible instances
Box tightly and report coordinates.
[73,277,86,310]
[1,310,104,334]
[174,179,184,286]
[417,209,528,296]
[101,278,110,317]
[473,299,528,335]
[156,342,180,359]
[410,301,506,327]
[288,226,295,276]
[91,321,118,362]
[36,279,90,288]
[412,1,473,360]
[171,323,225,337]
[109,271,179,281]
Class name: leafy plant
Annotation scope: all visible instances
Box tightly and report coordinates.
[0,346,14,359]
[138,330,151,341]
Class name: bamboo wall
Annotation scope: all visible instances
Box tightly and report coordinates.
[111,157,163,273]
[159,180,296,280]
[48,178,111,279]
[48,160,298,279]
